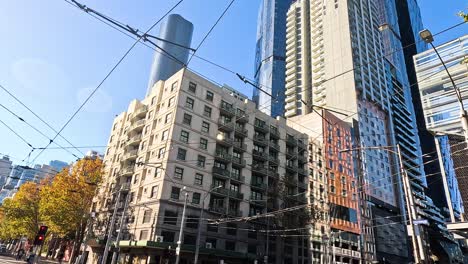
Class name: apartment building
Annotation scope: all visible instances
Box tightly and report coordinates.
[90,69,310,264]
[288,111,361,264]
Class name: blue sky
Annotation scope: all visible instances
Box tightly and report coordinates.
[0,0,466,165]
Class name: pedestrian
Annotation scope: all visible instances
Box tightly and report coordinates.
[16,248,24,260]
[57,250,65,264]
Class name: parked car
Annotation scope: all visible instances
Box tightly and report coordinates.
[0,244,8,255]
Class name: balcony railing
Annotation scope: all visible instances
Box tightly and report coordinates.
[252,150,268,161]
[229,190,244,200]
[235,111,249,123]
[270,128,280,138]
[254,122,269,133]
[253,135,268,146]
[130,119,145,132]
[123,150,138,161]
[231,157,246,167]
[211,186,229,196]
[215,151,232,162]
[208,207,226,214]
[251,181,267,190]
[218,119,234,131]
[270,142,280,151]
[127,135,142,146]
[120,166,134,176]
[132,106,148,120]
[220,103,236,116]
[232,141,247,151]
[212,167,231,179]
[234,126,248,137]
[230,173,245,183]
[286,137,297,146]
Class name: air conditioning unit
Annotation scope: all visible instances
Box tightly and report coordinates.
[155,236,164,242]
[205,242,213,249]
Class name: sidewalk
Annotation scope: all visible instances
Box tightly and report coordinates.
[2,254,60,264]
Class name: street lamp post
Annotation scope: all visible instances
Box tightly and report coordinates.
[194,186,223,264]
[340,145,425,263]
[175,187,189,264]
[419,29,468,145]
[102,191,122,264]
[110,193,131,264]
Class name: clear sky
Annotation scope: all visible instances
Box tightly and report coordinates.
[0,0,466,165]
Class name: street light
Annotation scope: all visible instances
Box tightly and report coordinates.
[419,29,468,145]
[193,185,223,264]
[175,187,188,264]
[340,145,425,263]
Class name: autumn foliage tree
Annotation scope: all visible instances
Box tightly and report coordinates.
[40,157,103,261]
[0,182,43,240]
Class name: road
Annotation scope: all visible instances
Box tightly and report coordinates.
[0,255,58,264]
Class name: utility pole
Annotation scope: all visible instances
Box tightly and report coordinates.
[102,191,121,264]
[175,189,189,264]
[111,192,131,264]
[397,144,423,264]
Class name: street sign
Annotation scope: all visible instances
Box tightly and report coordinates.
[414,219,429,225]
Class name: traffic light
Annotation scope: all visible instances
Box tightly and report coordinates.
[38,225,48,235]
[33,225,48,245]
[33,234,45,245]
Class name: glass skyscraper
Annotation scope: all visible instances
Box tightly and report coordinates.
[253,0,292,118]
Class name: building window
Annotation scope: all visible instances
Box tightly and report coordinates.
[203,106,212,118]
[168,97,175,107]
[155,167,162,178]
[171,186,181,200]
[186,216,199,229]
[342,189,347,197]
[177,148,187,160]
[201,121,210,133]
[192,192,201,204]
[142,210,152,223]
[206,91,214,101]
[207,224,218,233]
[162,130,169,141]
[150,185,159,198]
[171,81,178,91]
[174,167,184,180]
[341,176,346,184]
[183,113,192,125]
[195,173,203,185]
[158,147,166,159]
[199,138,208,150]
[330,186,335,193]
[139,230,149,240]
[197,155,206,168]
[180,130,189,143]
[165,112,172,124]
[188,82,197,93]
[161,230,175,242]
[164,211,177,225]
[185,97,194,109]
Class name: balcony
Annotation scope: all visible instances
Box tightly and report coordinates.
[215,151,232,162]
[131,106,148,120]
[286,164,298,172]
[123,150,138,161]
[253,135,268,146]
[208,207,226,214]
[129,119,145,132]
[120,182,131,192]
[235,111,249,123]
[211,186,229,196]
[286,150,296,159]
[229,190,244,200]
[216,136,233,147]
[254,122,269,133]
[270,128,280,139]
[268,168,279,178]
[297,154,307,163]
[212,166,231,179]
[253,150,268,161]
[297,167,307,176]
[268,156,279,165]
[217,119,234,132]
[286,137,297,147]
[297,140,307,150]
[120,166,134,176]
[127,134,142,146]
[252,165,268,175]
[220,103,236,116]
[231,157,246,167]
[270,142,280,151]
[234,126,248,137]
[251,181,267,190]
[232,141,247,152]
[230,173,245,183]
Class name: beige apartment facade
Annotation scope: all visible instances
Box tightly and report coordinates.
[89,69,312,264]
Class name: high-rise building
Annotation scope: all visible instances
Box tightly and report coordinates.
[288,111,362,264]
[49,160,68,172]
[0,155,12,188]
[146,14,193,96]
[283,0,437,262]
[90,69,310,264]
[253,0,292,118]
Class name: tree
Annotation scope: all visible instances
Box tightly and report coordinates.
[0,182,43,240]
[459,9,468,22]
[40,158,103,262]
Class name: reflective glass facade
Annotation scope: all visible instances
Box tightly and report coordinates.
[253,0,292,118]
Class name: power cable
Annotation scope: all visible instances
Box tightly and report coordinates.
[186,0,236,66]
[0,83,85,157]
[30,0,185,163]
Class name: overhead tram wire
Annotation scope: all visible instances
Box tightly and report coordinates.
[0,103,80,160]
[31,0,185,164]
[186,0,236,66]
[0,119,34,149]
[62,2,467,140]
[0,83,85,158]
